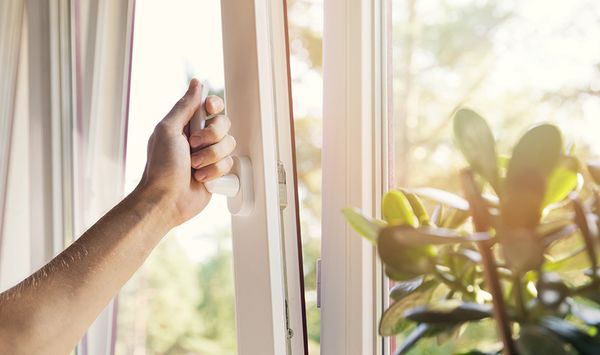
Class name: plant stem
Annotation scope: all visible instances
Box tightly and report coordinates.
[460,170,517,355]
[513,273,527,320]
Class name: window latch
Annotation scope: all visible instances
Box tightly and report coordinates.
[190,83,254,216]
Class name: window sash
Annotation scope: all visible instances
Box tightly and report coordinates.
[321,0,387,353]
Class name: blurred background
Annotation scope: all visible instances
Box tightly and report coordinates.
[114,0,600,354]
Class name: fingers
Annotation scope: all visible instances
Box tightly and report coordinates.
[161,79,202,131]
[205,95,224,116]
[189,115,231,150]
[191,135,236,169]
[194,156,234,182]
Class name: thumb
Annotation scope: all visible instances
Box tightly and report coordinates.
[162,79,202,130]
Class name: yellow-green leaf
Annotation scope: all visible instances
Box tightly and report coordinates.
[342,208,383,244]
[382,190,418,227]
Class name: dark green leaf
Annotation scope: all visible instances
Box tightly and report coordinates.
[412,187,469,211]
[382,190,418,227]
[342,208,384,244]
[517,325,574,355]
[404,301,492,324]
[453,108,499,190]
[540,317,600,355]
[379,281,437,336]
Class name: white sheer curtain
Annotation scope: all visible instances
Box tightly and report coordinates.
[0,0,26,286]
[0,1,135,354]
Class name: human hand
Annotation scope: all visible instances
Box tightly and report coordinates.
[138,79,236,226]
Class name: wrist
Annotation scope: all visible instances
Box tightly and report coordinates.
[131,183,180,230]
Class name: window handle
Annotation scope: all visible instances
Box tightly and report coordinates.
[190,83,254,216]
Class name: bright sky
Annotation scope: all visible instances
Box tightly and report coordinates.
[125,0,229,262]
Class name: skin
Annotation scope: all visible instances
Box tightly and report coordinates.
[0,79,236,354]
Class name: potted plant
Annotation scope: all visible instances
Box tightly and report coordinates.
[343,108,600,354]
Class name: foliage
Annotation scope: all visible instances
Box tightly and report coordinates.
[344,109,600,354]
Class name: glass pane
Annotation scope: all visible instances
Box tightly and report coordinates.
[287,0,323,353]
[388,0,600,353]
[115,1,236,354]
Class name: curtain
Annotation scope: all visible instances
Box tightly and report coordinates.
[0,0,26,285]
[0,0,135,354]
[73,1,136,354]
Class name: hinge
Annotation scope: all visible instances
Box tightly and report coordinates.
[278,161,288,210]
[316,258,322,308]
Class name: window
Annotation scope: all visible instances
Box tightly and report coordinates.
[116,1,236,354]
[286,0,324,353]
[387,0,600,353]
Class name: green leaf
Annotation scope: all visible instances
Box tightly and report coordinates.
[453,108,499,190]
[380,226,490,248]
[379,281,437,336]
[402,190,431,227]
[412,187,469,211]
[377,229,437,278]
[342,208,384,244]
[502,124,562,229]
[382,190,418,227]
[543,156,580,209]
[507,124,563,183]
[517,325,574,355]
[540,317,600,355]
[389,277,426,302]
[403,300,492,324]
[544,247,589,272]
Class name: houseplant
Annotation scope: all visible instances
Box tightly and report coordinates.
[343,108,600,354]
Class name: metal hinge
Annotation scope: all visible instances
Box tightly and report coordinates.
[316,258,322,308]
[278,161,288,210]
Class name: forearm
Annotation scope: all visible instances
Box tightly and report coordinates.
[0,186,176,354]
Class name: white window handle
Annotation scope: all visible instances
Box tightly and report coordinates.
[190,83,254,216]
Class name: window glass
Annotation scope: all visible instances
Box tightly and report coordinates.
[116,1,236,354]
[287,0,323,353]
[388,0,600,353]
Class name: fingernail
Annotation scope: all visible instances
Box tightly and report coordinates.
[189,78,199,89]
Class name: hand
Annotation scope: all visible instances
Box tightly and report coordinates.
[138,79,236,226]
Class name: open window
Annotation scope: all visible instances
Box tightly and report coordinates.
[0,1,307,354]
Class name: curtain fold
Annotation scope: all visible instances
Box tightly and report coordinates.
[0,0,26,283]
[73,1,136,354]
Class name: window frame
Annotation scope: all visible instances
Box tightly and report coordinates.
[220,0,307,353]
[321,0,387,354]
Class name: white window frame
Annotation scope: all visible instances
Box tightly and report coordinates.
[221,0,307,354]
[321,0,387,354]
